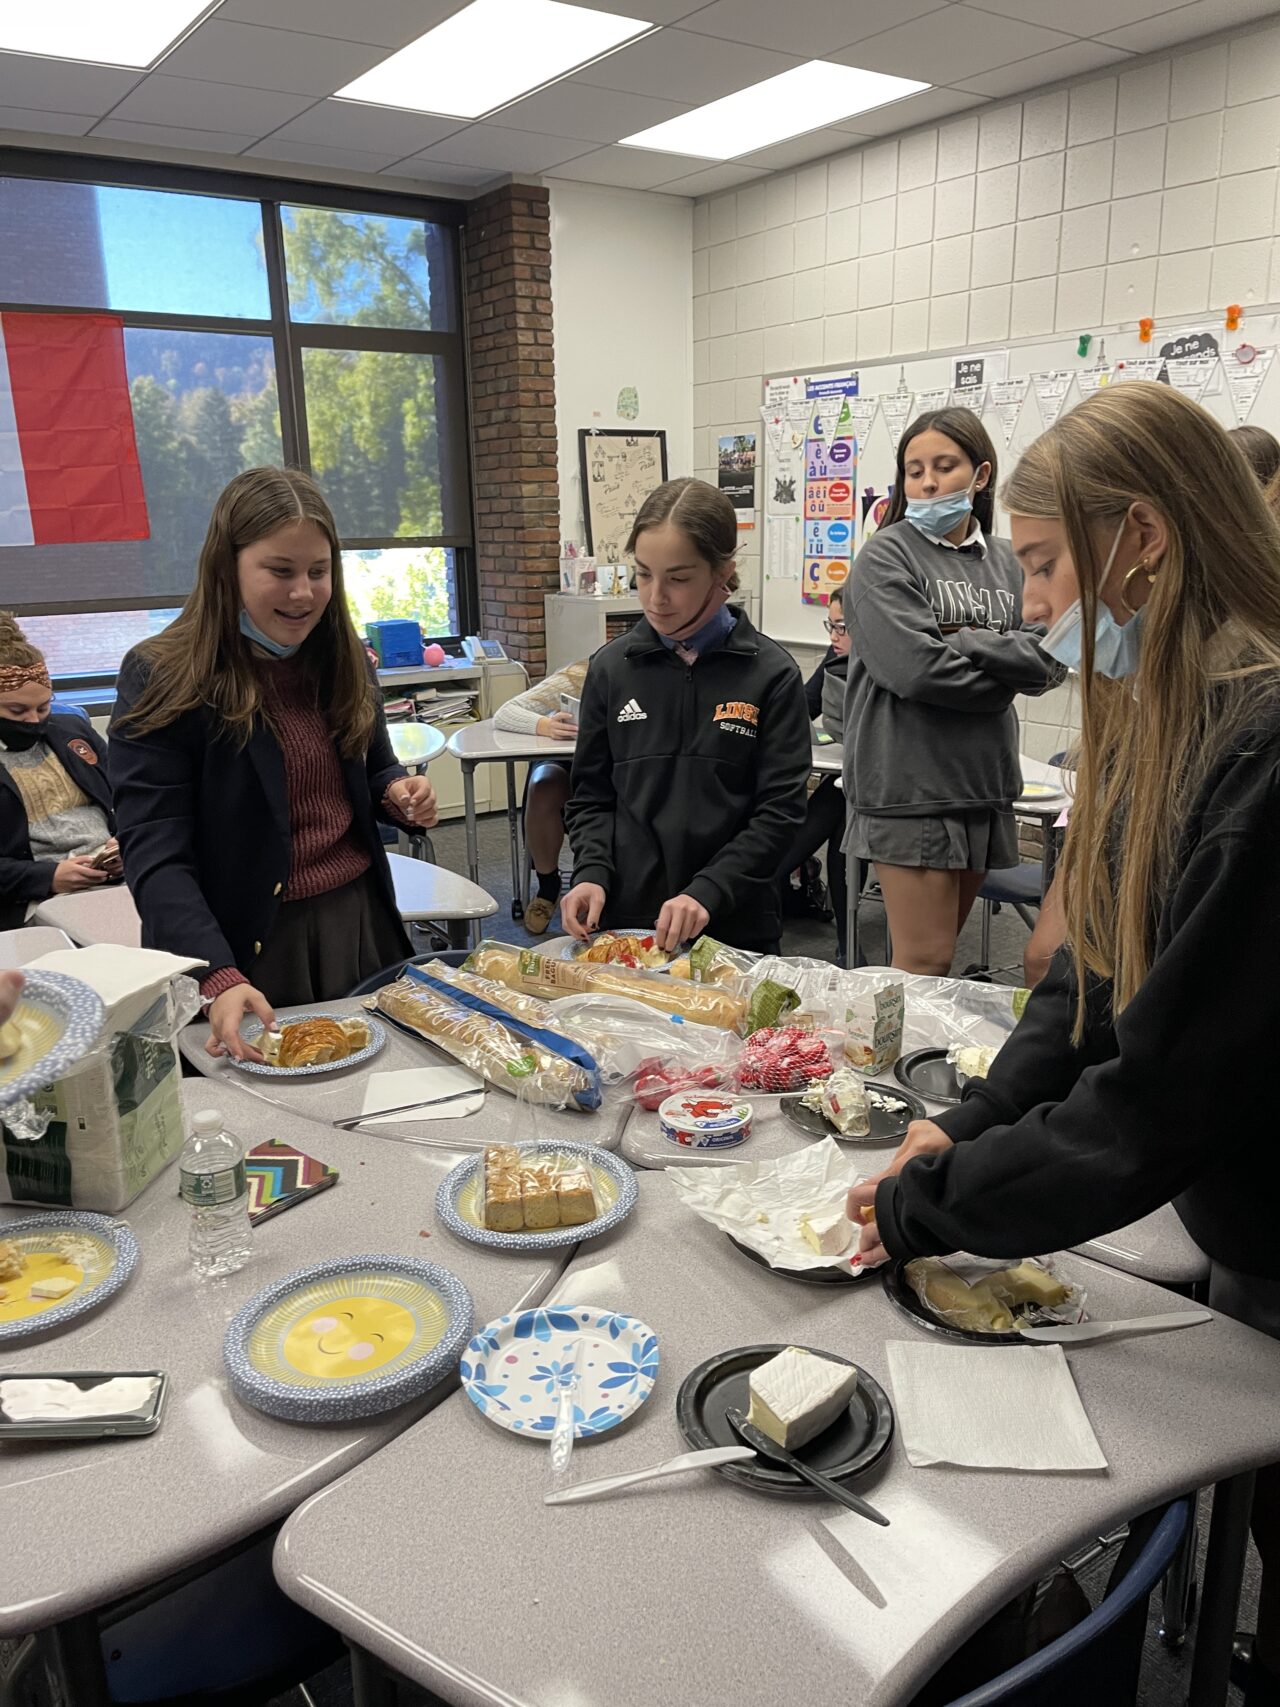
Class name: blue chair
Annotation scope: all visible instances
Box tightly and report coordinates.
[51,696,91,723]
[346,945,471,997]
[977,860,1045,971]
[941,1498,1191,1707]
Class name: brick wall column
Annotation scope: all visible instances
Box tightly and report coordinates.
[463,183,558,678]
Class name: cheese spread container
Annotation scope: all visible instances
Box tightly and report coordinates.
[657,1091,753,1149]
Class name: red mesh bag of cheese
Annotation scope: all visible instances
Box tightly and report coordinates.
[737,1027,834,1093]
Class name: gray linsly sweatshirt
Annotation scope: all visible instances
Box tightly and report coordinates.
[842,520,1062,816]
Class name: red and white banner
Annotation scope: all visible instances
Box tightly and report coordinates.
[0,312,149,548]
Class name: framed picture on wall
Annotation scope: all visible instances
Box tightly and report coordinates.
[578,428,668,564]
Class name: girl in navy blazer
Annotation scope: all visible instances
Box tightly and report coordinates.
[0,613,118,930]
[110,468,437,1061]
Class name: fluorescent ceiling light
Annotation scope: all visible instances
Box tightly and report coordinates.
[336,0,651,121]
[0,0,210,68]
[621,60,930,159]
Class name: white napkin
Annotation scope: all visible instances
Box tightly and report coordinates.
[359,1066,484,1124]
[885,1340,1107,1472]
[667,1137,866,1272]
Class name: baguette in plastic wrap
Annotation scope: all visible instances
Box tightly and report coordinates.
[374,962,601,1110]
[464,941,747,1033]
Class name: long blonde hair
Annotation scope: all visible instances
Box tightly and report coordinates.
[1004,382,1280,1032]
[118,467,377,757]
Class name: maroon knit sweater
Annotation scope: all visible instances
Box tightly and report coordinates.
[201,658,400,1000]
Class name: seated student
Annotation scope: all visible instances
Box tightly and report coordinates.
[110,467,437,1062]
[778,586,851,962]
[492,659,589,935]
[0,613,118,930]
[561,478,810,955]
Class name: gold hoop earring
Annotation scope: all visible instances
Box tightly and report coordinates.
[1121,558,1155,616]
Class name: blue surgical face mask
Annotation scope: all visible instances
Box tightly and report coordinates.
[1040,521,1146,679]
[239,608,301,660]
[904,470,983,544]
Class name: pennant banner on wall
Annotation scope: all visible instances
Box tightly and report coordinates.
[913,387,951,416]
[880,388,914,445]
[954,383,988,412]
[1031,370,1074,429]
[0,312,148,548]
[845,398,880,446]
[987,378,1029,447]
[1165,356,1219,404]
[1118,358,1165,385]
[1224,349,1275,424]
[1075,367,1113,401]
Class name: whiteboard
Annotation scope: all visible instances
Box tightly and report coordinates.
[578,428,668,562]
[756,313,1280,647]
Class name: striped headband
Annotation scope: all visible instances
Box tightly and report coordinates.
[0,661,51,693]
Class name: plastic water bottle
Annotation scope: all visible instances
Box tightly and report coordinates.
[180,1110,252,1279]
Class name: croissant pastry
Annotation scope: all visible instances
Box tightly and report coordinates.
[263,1016,370,1069]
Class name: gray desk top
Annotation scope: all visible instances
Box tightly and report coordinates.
[447,720,574,765]
[31,885,142,948]
[275,1169,1280,1707]
[180,997,629,1156]
[0,1078,571,1637]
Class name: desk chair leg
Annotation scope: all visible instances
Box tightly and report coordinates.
[1159,1487,1200,1648]
[980,899,992,968]
[350,1643,399,1707]
[462,763,480,887]
[1188,1469,1256,1707]
[34,1613,110,1707]
[445,919,470,950]
[506,761,524,921]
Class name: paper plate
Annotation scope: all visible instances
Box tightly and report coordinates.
[893,1047,962,1106]
[224,1254,473,1421]
[1018,781,1061,801]
[566,929,676,968]
[780,1082,925,1145]
[0,1210,138,1343]
[0,971,106,1111]
[436,1141,637,1251]
[233,1013,387,1078]
[676,1343,893,1494]
[460,1303,658,1439]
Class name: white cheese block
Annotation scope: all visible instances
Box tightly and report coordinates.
[798,1208,853,1257]
[747,1346,859,1450]
[29,1277,78,1301]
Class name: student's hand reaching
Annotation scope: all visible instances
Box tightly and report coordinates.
[845,1119,954,1267]
[206,984,277,1064]
[560,882,606,940]
[654,894,710,952]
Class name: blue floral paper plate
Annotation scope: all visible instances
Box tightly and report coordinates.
[460,1304,659,1440]
[233,1012,387,1078]
[0,1210,138,1343]
[436,1141,637,1252]
[224,1253,473,1423]
[0,970,106,1111]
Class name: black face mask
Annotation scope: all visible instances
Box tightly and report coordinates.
[0,716,49,752]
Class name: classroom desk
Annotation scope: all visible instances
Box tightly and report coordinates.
[0,1078,573,1705]
[811,737,842,775]
[385,851,499,947]
[31,883,142,948]
[387,723,447,770]
[179,996,631,1156]
[274,1169,1280,1707]
[447,720,576,936]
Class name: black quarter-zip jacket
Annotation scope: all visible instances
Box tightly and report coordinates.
[564,607,811,952]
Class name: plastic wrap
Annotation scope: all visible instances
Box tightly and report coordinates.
[946,1042,1002,1086]
[480,1140,599,1232]
[746,960,1027,1054]
[905,1255,1086,1336]
[464,941,748,1032]
[375,963,601,1111]
[549,993,740,1089]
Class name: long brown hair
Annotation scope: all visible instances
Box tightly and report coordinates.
[1004,382,1280,1033]
[884,407,998,534]
[118,467,377,756]
[627,477,740,591]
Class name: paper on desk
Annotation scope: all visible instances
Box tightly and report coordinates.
[885,1341,1107,1471]
[668,1138,867,1272]
[359,1066,484,1123]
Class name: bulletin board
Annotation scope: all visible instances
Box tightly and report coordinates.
[757,314,1280,648]
[578,428,668,561]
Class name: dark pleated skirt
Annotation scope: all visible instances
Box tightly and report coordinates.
[249,870,410,1007]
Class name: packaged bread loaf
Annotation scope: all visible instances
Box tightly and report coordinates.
[464,941,747,1032]
[374,963,602,1110]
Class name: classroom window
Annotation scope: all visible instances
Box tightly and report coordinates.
[0,162,471,684]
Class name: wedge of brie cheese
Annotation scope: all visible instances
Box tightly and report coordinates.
[747,1346,859,1450]
[29,1276,78,1301]
[798,1207,853,1257]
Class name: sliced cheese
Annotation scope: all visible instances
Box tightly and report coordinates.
[747,1345,858,1450]
[29,1276,78,1301]
[986,1260,1071,1309]
[799,1208,853,1257]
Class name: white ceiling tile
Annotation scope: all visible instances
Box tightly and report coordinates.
[0,106,95,136]
[243,137,404,170]
[265,101,462,154]
[494,78,693,143]
[832,0,955,44]
[835,86,988,137]
[214,0,462,49]
[0,55,139,116]
[379,158,502,187]
[581,29,801,103]
[561,0,702,18]
[956,41,1132,99]
[160,20,386,97]
[110,75,315,133]
[658,162,772,194]
[89,119,262,153]
[416,124,598,172]
[835,6,1075,85]
[1100,0,1280,51]
[681,0,928,54]
[545,144,711,187]
[737,126,871,171]
[969,0,1173,35]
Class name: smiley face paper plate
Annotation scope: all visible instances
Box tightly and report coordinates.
[224,1254,473,1423]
